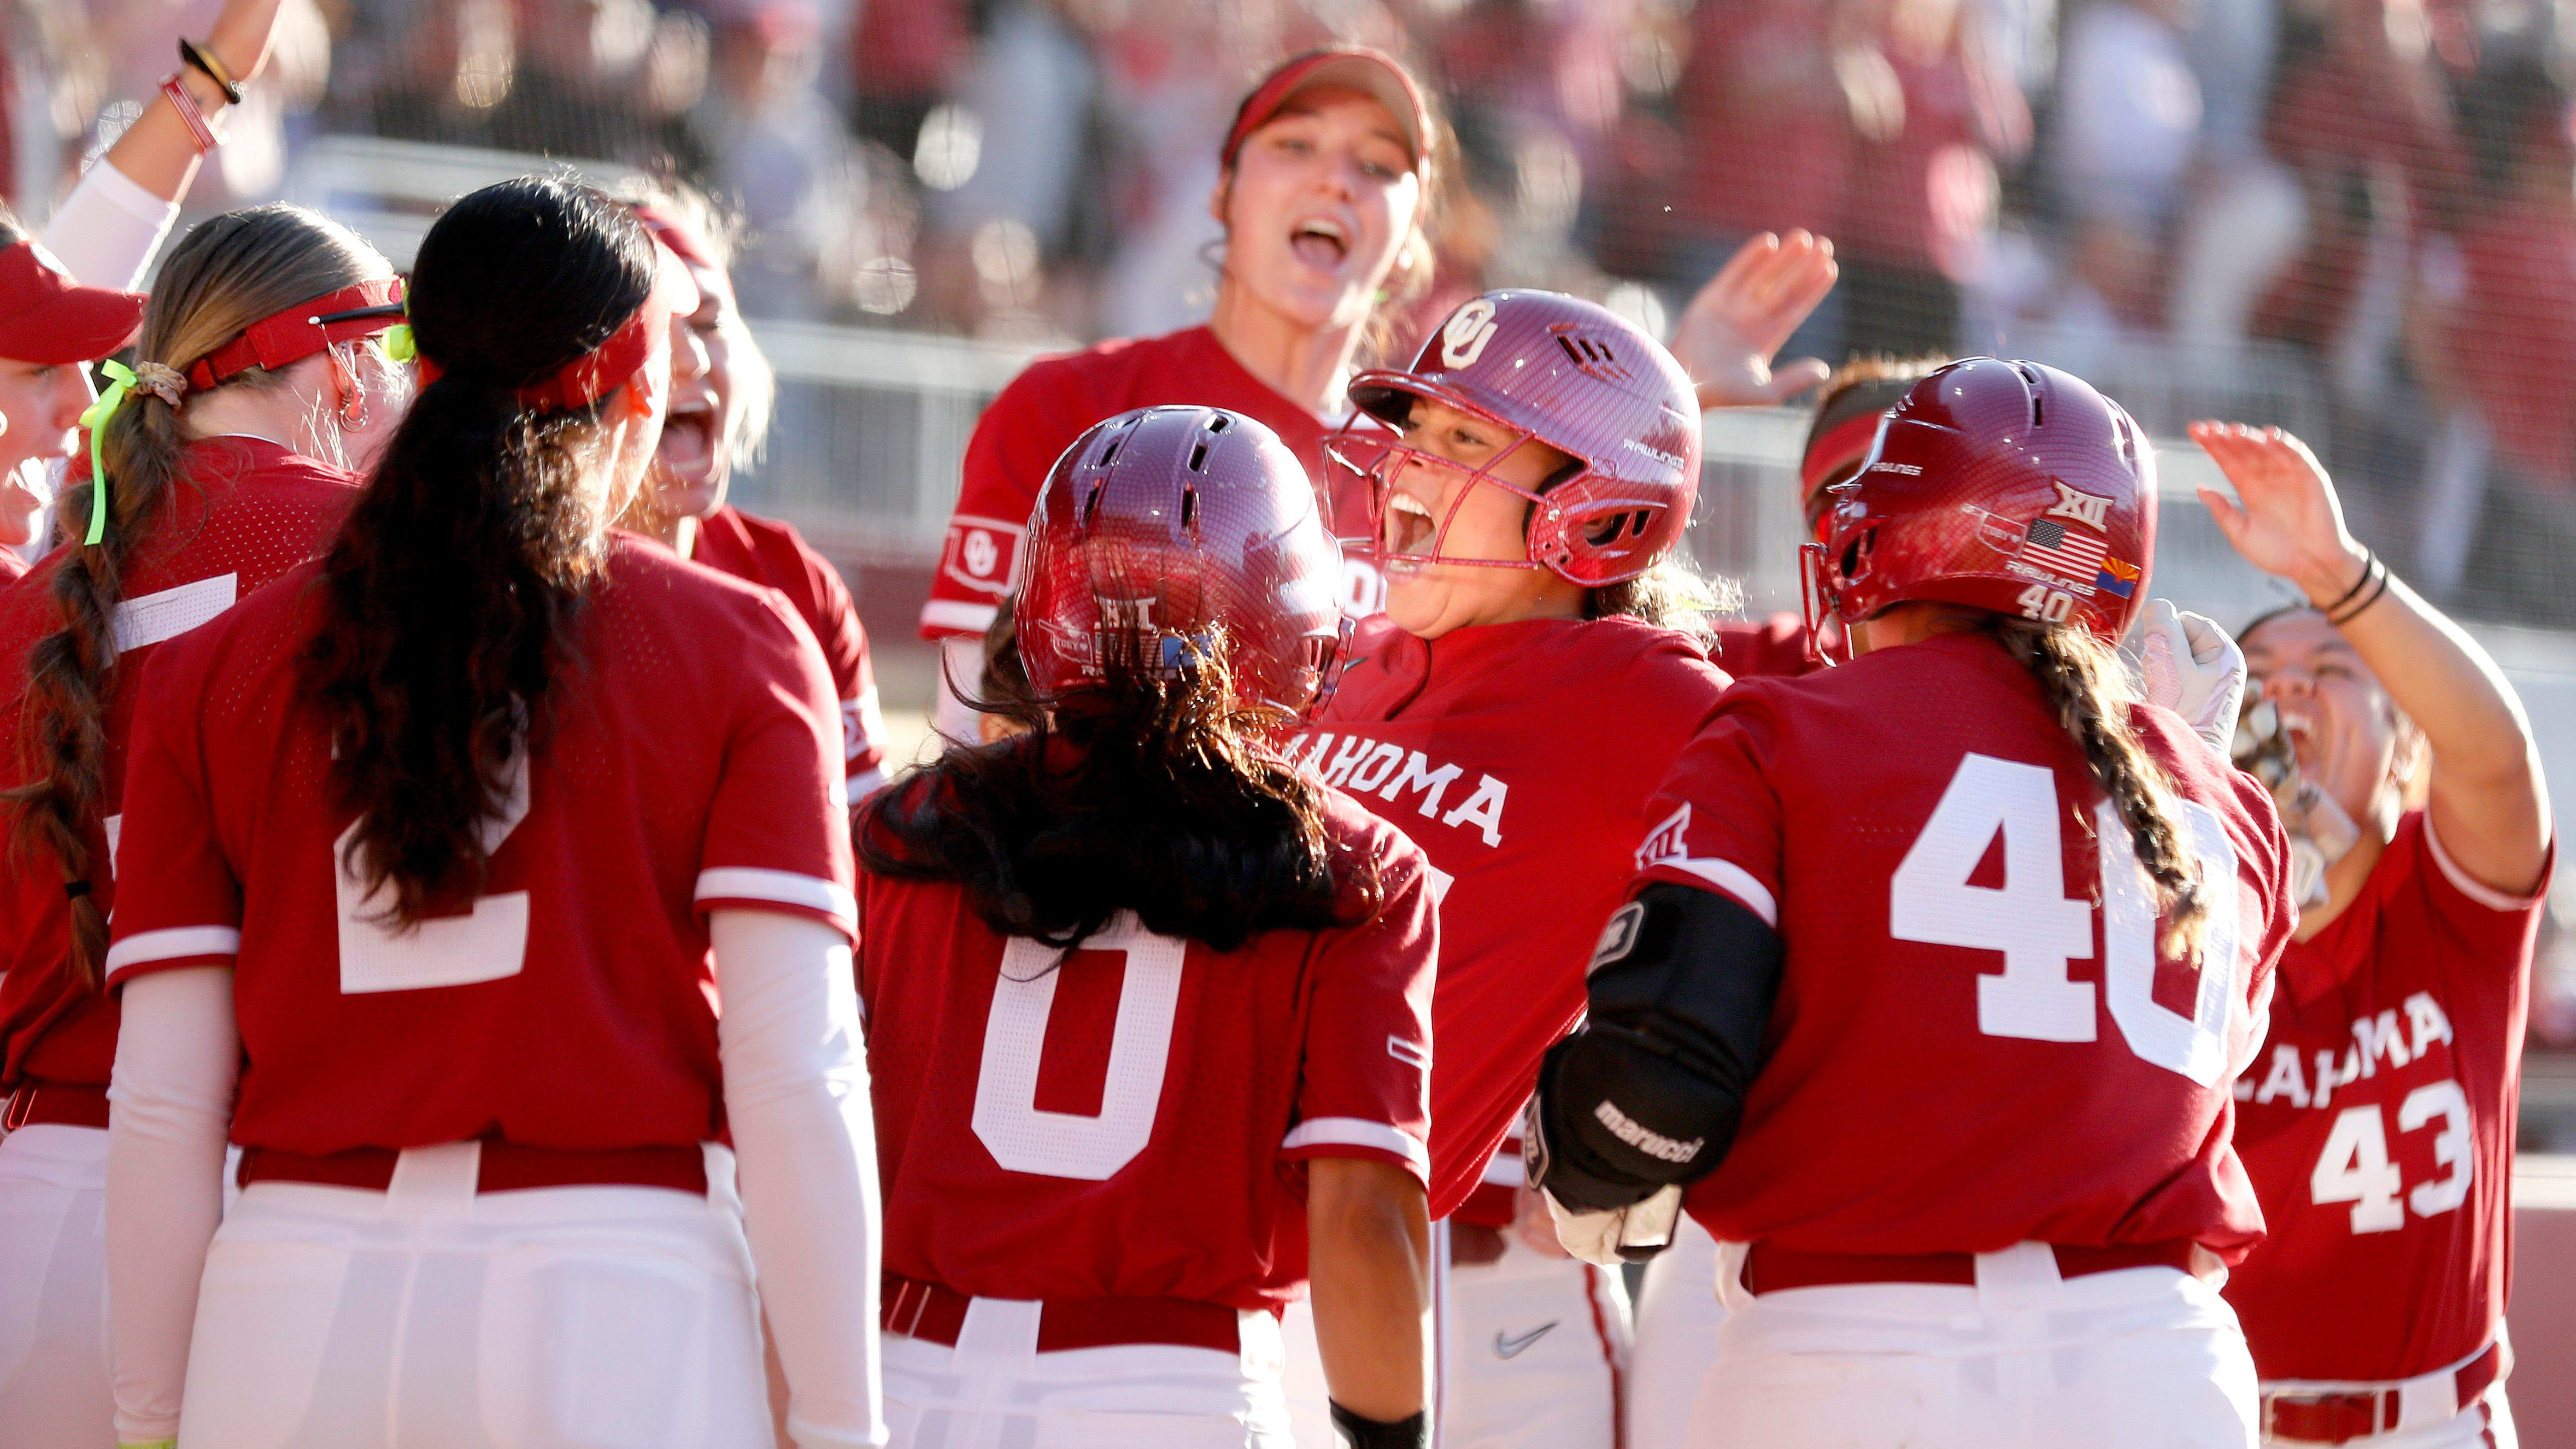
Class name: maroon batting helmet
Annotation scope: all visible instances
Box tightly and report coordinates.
[1338,289,1701,586]
[1015,405,1348,722]
[1808,358,2156,646]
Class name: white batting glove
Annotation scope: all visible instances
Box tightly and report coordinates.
[2138,598,2245,759]
[1542,1183,1683,1268]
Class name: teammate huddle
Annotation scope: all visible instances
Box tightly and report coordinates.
[0,34,2547,1449]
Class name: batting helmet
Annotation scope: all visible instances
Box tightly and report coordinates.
[1014,405,1348,721]
[1808,358,2157,646]
[1339,289,1701,586]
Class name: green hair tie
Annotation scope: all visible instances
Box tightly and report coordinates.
[384,321,416,364]
[74,360,138,547]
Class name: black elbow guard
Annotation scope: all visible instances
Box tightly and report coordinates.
[1529,884,1784,1211]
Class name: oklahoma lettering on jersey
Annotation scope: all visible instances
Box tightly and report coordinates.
[1641,631,2296,1258]
[2225,812,2547,1382]
[921,325,1382,638]
[104,538,855,1153]
[856,777,1439,1310]
[683,504,889,795]
[0,438,358,1094]
[1294,614,1731,1219]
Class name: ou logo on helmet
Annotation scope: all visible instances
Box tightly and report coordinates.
[1440,298,1499,369]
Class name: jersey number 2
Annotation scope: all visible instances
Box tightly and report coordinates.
[1890,753,2244,1084]
[972,914,1184,1180]
[335,748,532,994]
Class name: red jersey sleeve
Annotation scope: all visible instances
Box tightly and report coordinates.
[693,594,861,940]
[774,524,886,787]
[1278,806,1440,1200]
[923,362,1090,638]
[103,640,242,983]
[1633,688,1790,929]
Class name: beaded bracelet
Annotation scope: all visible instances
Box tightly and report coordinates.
[178,37,243,105]
[158,73,218,153]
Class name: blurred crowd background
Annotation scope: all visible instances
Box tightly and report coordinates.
[14,0,2576,1071]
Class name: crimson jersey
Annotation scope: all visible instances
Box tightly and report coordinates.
[0,438,357,1093]
[922,326,1378,638]
[685,504,888,793]
[0,548,24,582]
[104,537,855,1154]
[1642,631,2295,1259]
[1711,613,1816,680]
[857,771,1439,1310]
[1291,615,1732,1221]
[2225,812,2547,1382]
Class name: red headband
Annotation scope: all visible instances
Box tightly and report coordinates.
[1223,47,1430,170]
[186,278,407,391]
[1799,409,1889,496]
[416,237,700,413]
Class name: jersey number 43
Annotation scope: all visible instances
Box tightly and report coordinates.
[1890,753,2246,1085]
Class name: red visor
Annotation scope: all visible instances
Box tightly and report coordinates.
[436,237,699,414]
[0,240,146,365]
[186,278,408,391]
[1223,47,1430,170]
[1799,409,1888,497]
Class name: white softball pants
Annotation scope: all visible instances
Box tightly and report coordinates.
[882,1300,1292,1448]
[1439,1234,1626,1449]
[1628,1213,1728,1449]
[171,1145,772,1449]
[1686,1240,2261,1449]
[0,1124,113,1449]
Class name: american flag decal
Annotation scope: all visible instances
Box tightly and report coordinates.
[2020,518,2108,582]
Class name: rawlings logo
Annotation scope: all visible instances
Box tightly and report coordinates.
[1440,298,1500,369]
[1590,901,1645,975]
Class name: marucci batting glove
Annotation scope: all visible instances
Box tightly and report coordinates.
[2139,598,2245,759]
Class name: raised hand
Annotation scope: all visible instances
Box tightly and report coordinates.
[1669,231,1839,411]
[2186,421,2369,604]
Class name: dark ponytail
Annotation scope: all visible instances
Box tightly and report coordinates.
[1984,615,2210,960]
[5,204,389,985]
[856,650,1370,954]
[301,176,658,927]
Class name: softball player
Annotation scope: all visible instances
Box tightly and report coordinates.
[918,45,1443,736]
[99,177,880,1449]
[1532,359,2298,1448]
[0,203,407,1449]
[1622,354,1940,1449]
[856,405,1442,1449]
[1288,289,1735,1449]
[2193,423,2549,1447]
[617,185,891,799]
[0,0,293,580]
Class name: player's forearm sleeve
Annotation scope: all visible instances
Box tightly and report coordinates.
[42,157,183,291]
[711,910,888,1449]
[105,966,239,1444]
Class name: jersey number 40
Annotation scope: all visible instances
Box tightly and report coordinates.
[1890,753,2246,1085]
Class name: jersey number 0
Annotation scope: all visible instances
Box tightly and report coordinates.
[1890,753,2245,1085]
[972,914,1186,1180]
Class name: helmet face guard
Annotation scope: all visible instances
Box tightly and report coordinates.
[1328,386,1688,589]
[1339,289,1704,591]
